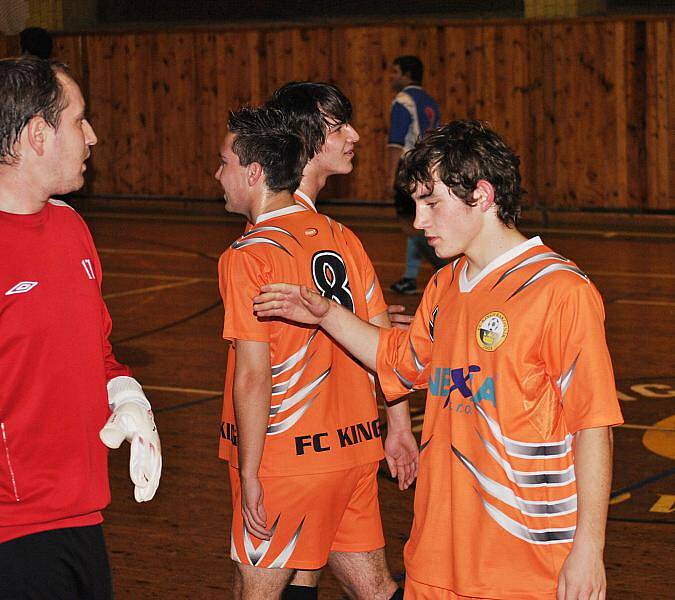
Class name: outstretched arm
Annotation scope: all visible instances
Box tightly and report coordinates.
[370,310,418,490]
[557,426,613,600]
[233,339,273,540]
[254,284,380,371]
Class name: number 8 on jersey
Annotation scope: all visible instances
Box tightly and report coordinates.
[312,250,355,312]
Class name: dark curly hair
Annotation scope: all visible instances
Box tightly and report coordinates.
[266,82,352,161]
[397,120,523,226]
[228,106,307,194]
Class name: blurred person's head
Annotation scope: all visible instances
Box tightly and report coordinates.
[20,27,53,60]
[390,56,423,92]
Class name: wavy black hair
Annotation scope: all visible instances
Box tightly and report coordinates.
[397,120,523,226]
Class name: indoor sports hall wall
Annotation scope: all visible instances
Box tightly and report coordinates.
[0,15,673,211]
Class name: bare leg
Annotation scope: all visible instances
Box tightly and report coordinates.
[289,569,322,587]
[328,548,399,599]
[234,562,295,600]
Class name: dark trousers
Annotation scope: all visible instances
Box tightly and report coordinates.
[0,525,112,600]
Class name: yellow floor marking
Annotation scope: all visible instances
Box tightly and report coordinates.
[610,492,631,505]
[103,278,203,300]
[643,415,675,460]
[620,423,675,432]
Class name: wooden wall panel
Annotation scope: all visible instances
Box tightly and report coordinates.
[0,16,672,212]
[645,19,673,210]
[0,35,21,57]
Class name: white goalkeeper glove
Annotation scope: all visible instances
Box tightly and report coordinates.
[99,376,161,502]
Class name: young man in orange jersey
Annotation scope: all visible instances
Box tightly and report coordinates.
[254,120,624,600]
[266,82,415,599]
[216,106,413,599]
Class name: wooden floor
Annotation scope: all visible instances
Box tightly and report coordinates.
[84,205,675,599]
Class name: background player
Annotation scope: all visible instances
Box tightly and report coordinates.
[268,81,413,323]
[267,81,416,597]
[254,120,624,600]
[0,56,161,598]
[386,56,445,296]
[216,105,412,599]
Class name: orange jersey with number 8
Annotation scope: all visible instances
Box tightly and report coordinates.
[218,205,387,477]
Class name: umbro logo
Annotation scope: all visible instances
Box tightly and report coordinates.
[5,281,39,296]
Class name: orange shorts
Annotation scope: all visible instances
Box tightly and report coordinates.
[404,576,482,600]
[228,462,384,570]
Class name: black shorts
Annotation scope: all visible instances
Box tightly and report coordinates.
[0,525,112,600]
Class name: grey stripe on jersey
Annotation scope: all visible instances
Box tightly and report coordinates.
[231,236,292,256]
[453,446,577,517]
[271,331,318,377]
[272,354,313,396]
[394,367,415,391]
[477,431,576,488]
[269,368,331,416]
[267,393,319,436]
[558,352,580,399]
[366,276,376,302]
[508,263,588,300]
[491,251,570,289]
[478,494,576,544]
[474,403,574,459]
[243,225,299,244]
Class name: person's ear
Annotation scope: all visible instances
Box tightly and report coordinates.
[247,162,263,187]
[473,180,495,213]
[25,116,50,156]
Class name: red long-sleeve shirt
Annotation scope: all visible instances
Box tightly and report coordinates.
[0,199,130,543]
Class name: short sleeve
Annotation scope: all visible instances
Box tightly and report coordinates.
[388,101,411,147]
[218,248,271,343]
[377,278,437,400]
[541,280,623,433]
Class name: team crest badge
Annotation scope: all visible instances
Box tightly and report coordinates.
[476,311,508,352]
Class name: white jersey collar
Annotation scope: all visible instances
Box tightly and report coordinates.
[255,204,307,224]
[459,236,543,293]
[294,189,317,212]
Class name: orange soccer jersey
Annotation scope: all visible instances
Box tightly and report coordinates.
[219,205,387,477]
[377,237,624,599]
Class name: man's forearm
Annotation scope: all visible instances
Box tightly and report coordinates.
[322,301,381,371]
[573,426,613,552]
[233,371,271,479]
[369,309,413,432]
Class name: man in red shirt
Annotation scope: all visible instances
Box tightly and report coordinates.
[0,56,161,599]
